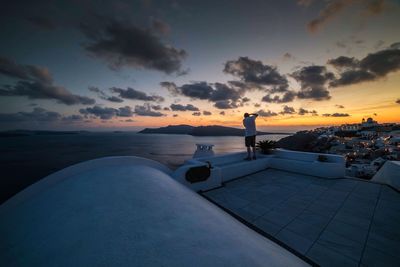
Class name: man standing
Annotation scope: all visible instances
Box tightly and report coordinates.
[243,112,258,160]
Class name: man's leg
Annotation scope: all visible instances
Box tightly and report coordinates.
[252,136,256,159]
[247,146,251,158]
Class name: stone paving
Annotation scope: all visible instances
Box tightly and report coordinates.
[203,169,400,267]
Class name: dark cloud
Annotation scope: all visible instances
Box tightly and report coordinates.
[192,112,201,116]
[134,104,165,117]
[322,113,350,117]
[89,86,123,103]
[0,107,61,122]
[110,87,164,102]
[179,82,213,99]
[203,111,212,116]
[298,108,318,115]
[162,81,244,109]
[0,56,52,83]
[117,106,134,117]
[160,81,179,95]
[163,107,170,111]
[214,100,238,109]
[150,17,171,35]
[26,16,56,30]
[223,57,289,91]
[360,47,400,77]
[0,57,95,105]
[327,56,359,69]
[262,91,296,103]
[219,111,225,115]
[254,103,261,108]
[170,103,199,111]
[257,109,278,117]
[151,105,162,110]
[329,70,375,87]
[79,105,134,119]
[390,42,400,49]
[396,99,400,104]
[329,45,400,87]
[241,97,251,102]
[335,104,345,108]
[173,114,178,117]
[280,105,296,115]
[291,65,334,101]
[0,81,95,105]
[80,18,187,74]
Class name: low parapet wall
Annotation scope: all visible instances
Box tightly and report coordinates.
[173,150,346,191]
[270,149,346,179]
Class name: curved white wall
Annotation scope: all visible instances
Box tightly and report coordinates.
[0,157,307,267]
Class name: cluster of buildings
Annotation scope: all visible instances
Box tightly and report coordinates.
[308,118,400,179]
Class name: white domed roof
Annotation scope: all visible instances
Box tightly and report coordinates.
[0,157,307,267]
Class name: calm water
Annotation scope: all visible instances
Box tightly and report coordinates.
[0,132,289,203]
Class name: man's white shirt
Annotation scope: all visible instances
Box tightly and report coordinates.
[243,116,256,136]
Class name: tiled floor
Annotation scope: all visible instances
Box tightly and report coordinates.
[203,169,400,267]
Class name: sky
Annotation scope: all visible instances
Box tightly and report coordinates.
[0,0,399,132]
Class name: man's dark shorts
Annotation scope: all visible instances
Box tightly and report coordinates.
[245,135,256,147]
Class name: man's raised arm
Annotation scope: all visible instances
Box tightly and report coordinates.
[251,113,258,118]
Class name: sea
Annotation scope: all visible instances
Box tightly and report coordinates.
[0,132,289,203]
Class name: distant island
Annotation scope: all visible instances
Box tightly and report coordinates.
[139,125,291,136]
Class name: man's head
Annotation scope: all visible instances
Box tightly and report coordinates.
[244,113,249,118]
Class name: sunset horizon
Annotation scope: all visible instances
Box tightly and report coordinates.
[1,0,399,131]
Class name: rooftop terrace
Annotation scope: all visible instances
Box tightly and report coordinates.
[202,169,400,267]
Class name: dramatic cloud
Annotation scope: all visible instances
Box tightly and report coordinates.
[214,100,238,109]
[151,105,162,110]
[170,103,199,111]
[298,108,318,115]
[280,105,296,115]
[0,56,52,83]
[26,16,56,30]
[134,104,165,117]
[322,112,350,117]
[262,91,296,103]
[291,65,334,101]
[161,81,245,109]
[80,18,187,74]
[192,112,201,116]
[0,57,95,105]
[80,105,134,119]
[327,56,359,69]
[257,109,278,117]
[0,81,95,105]
[203,111,212,115]
[89,86,123,103]
[224,57,289,91]
[110,87,164,102]
[329,44,400,87]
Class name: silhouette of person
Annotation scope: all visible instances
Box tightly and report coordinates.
[243,112,258,160]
